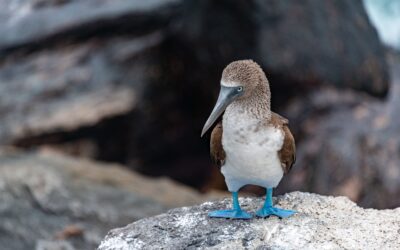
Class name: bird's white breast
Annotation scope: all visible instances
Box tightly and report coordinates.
[221,112,284,191]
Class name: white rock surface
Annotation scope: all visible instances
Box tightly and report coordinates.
[98,192,400,250]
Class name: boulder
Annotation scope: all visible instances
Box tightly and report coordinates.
[278,52,400,208]
[175,0,388,98]
[0,149,217,250]
[256,0,388,97]
[98,192,400,250]
[0,0,181,52]
[0,33,162,144]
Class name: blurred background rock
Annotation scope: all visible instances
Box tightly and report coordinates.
[0,0,399,249]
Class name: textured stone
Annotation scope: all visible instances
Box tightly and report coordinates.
[0,33,162,144]
[176,0,388,98]
[0,0,180,51]
[0,149,217,250]
[98,192,400,250]
[278,51,400,209]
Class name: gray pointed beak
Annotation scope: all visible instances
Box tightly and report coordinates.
[201,86,243,137]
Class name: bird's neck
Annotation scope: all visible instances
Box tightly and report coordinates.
[225,87,271,122]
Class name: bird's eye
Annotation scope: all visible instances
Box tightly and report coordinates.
[237,87,243,92]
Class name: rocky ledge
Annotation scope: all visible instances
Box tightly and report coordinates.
[98,192,400,250]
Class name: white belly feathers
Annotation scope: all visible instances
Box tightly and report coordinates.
[221,114,284,192]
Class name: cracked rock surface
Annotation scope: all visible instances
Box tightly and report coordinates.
[98,192,400,250]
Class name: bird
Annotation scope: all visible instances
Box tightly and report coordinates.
[201,60,296,219]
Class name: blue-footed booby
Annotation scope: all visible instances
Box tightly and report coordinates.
[201,60,296,219]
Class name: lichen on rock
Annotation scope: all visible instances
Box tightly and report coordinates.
[98,192,400,250]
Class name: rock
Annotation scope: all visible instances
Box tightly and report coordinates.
[256,0,388,97]
[176,0,388,98]
[98,192,400,250]
[0,149,218,250]
[278,52,400,209]
[0,32,162,144]
[0,0,181,52]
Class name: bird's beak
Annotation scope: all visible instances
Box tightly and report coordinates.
[201,86,242,137]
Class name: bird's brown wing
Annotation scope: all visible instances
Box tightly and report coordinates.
[271,112,296,174]
[210,121,226,168]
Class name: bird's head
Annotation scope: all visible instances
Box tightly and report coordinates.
[221,59,267,99]
[201,60,270,137]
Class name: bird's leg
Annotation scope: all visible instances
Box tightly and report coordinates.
[256,188,296,218]
[208,192,252,219]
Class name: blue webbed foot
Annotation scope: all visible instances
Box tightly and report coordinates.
[256,206,296,218]
[209,209,252,219]
[256,188,296,218]
[209,192,252,219]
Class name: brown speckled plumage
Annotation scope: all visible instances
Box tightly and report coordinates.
[270,113,296,174]
[223,60,271,120]
[222,60,268,91]
[210,121,225,168]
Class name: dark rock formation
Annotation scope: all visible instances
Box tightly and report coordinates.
[177,0,388,98]
[257,0,388,97]
[98,192,400,250]
[0,0,181,52]
[0,35,145,143]
[0,0,180,144]
[0,149,216,250]
[278,52,400,209]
